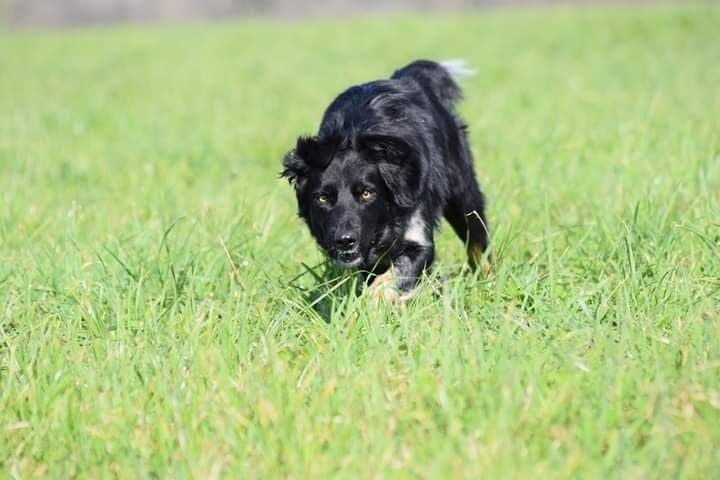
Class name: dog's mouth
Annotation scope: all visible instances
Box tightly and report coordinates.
[334,249,363,268]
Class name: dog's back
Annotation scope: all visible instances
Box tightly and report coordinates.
[391,59,464,113]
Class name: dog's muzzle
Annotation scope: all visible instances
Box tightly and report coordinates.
[335,249,363,268]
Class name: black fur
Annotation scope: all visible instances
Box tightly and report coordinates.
[282,59,490,295]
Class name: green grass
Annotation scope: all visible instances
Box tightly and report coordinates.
[1,5,720,478]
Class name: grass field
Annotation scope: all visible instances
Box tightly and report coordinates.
[2,5,720,478]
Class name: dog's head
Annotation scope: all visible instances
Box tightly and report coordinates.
[281,133,421,268]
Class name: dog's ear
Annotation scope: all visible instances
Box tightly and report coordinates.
[281,136,335,189]
[359,134,421,209]
[281,136,316,190]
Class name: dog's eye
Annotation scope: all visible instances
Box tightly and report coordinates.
[359,190,375,201]
[316,194,329,204]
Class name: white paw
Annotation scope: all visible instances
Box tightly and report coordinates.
[367,269,415,305]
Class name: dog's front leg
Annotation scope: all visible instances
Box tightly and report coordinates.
[368,245,434,304]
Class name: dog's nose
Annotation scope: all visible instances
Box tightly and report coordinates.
[335,235,357,252]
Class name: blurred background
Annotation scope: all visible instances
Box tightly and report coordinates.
[5,0,674,27]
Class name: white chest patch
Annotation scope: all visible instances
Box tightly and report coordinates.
[403,210,431,246]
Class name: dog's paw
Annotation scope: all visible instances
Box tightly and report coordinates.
[367,269,416,305]
[371,287,403,305]
[367,269,399,305]
[468,244,494,276]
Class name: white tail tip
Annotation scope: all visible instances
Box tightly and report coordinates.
[440,59,477,78]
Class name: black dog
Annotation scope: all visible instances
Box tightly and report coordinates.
[282,59,490,301]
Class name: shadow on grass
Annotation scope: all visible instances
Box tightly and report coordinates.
[287,260,365,323]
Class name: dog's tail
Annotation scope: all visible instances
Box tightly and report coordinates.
[391,59,475,112]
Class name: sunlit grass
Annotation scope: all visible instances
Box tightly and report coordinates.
[1,5,719,478]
